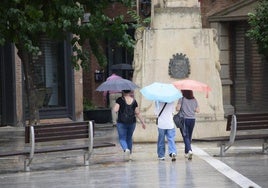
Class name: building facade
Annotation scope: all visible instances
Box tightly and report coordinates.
[84,0,268,117]
[201,0,268,115]
[1,0,267,129]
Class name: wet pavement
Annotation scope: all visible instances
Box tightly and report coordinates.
[0,124,267,188]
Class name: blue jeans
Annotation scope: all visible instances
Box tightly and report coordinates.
[180,118,195,154]
[116,122,136,153]
[157,128,177,158]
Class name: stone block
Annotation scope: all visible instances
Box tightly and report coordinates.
[154,7,202,29]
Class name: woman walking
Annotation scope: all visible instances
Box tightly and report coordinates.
[176,90,199,160]
[113,90,146,160]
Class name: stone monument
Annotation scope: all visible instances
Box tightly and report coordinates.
[133,0,226,142]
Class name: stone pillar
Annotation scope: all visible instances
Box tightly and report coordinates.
[15,48,24,126]
[210,22,234,116]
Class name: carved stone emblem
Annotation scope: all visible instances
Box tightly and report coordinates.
[168,53,190,79]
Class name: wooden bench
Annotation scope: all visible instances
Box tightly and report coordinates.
[193,113,268,156]
[0,121,115,171]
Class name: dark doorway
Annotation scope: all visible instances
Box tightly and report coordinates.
[230,21,268,113]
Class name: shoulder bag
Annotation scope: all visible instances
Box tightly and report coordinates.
[173,98,185,130]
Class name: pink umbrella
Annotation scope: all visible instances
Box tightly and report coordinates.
[173,79,211,97]
[102,73,122,96]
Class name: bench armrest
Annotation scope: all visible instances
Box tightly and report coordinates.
[88,121,94,154]
[229,114,237,144]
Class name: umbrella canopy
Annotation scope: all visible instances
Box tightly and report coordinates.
[140,82,182,103]
[96,78,139,91]
[106,73,122,81]
[172,79,211,97]
[111,64,133,70]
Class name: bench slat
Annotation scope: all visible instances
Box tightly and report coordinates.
[237,120,268,124]
[236,125,268,130]
[235,134,268,140]
[35,130,88,139]
[35,130,88,138]
[33,142,115,154]
[193,136,229,142]
[0,142,116,157]
[226,113,268,130]
[194,134,268,142]
[35,134,89,142]
[0,150,29,157]
[25,122,91,143]
[34,122,90,128]
[34,124,88,131]
[237,116,268,121]
[93,142,116,148]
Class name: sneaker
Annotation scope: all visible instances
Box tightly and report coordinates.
[188,151,193,160]
[158,157,165,160]
[170,153,176,161]
[124,149,130,161]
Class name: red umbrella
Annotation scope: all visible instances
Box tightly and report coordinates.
[173,79,211,97]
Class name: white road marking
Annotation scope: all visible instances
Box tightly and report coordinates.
[193,145,261,188]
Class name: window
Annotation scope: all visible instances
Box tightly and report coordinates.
[32,36,66,107]
[107,27,135,80]
[25,35,74,119]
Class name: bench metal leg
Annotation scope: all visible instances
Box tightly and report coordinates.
[263,139,268,153]
[24,158,33,172]
[84,152,91,166]
[217,114,236,157]
[84,148,94,165]
[219,143,226,157]
[83,121,94,166]
[24,126,35,172]
[218,142,233,157]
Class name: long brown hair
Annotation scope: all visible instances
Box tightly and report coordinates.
[182,90,194,99]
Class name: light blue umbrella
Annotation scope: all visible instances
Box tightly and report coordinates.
[140,82,182,103]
